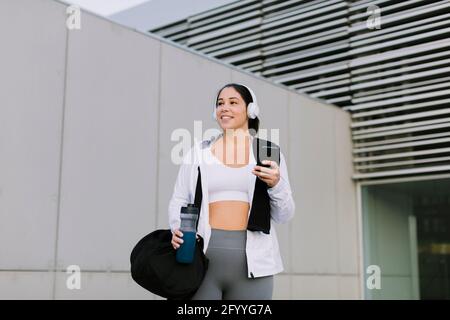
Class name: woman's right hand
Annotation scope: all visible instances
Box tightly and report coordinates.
[171,229,184,250]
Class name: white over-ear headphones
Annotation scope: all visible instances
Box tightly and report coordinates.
[213,84,260,121]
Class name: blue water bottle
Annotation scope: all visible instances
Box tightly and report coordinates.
[175,204,199,264]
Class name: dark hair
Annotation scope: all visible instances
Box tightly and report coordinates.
[215,83,260,135]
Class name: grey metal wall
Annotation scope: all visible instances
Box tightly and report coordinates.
[0,0,358,299]
[150,0,450,181]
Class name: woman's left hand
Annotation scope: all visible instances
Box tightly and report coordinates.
[252,160,280,188]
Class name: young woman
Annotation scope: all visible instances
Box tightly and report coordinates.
[168,83,295,300]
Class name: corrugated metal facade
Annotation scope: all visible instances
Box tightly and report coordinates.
[150,0,450,180]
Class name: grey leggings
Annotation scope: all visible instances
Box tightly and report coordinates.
[190,228,273,300]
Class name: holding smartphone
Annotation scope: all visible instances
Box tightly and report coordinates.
[256,139,280,168]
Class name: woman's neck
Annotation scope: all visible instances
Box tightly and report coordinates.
[214,129,251,166]
[222,128,251,145]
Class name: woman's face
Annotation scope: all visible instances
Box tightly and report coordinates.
[215,87,249,132]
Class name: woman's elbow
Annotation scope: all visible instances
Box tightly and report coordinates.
[287,199,295,222]
[282,199,295,223]
[271,199,295,224]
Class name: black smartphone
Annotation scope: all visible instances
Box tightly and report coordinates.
[258,144,280,168]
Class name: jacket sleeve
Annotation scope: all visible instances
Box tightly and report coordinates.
[267,151,295,224]
[168,148,194,233]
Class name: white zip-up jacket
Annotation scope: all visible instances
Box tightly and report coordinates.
[168,133,295,278]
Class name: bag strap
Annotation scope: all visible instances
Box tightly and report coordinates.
[194,166,202,230]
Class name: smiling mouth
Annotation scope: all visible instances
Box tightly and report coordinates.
[221,115,234,120]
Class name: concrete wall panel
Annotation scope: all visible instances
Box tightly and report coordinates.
[0,0,66,270]
[289,94,339,274]
[56,11,160,271]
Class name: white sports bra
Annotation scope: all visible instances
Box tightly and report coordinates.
[206,147,253,204]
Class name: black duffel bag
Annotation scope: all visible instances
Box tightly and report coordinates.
[130,229,208,300]
[130,167,208,300]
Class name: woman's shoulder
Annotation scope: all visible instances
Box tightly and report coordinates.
[199,133,223,149]
[180,135,217,165]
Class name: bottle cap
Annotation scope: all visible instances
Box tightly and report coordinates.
[181,204,199,215]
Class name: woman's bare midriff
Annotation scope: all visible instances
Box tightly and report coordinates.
[209,201,250,230]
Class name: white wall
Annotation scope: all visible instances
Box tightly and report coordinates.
[0,0,358,299]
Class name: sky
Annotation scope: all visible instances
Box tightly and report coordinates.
[62,0,237,31]
[64,0,151,16]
